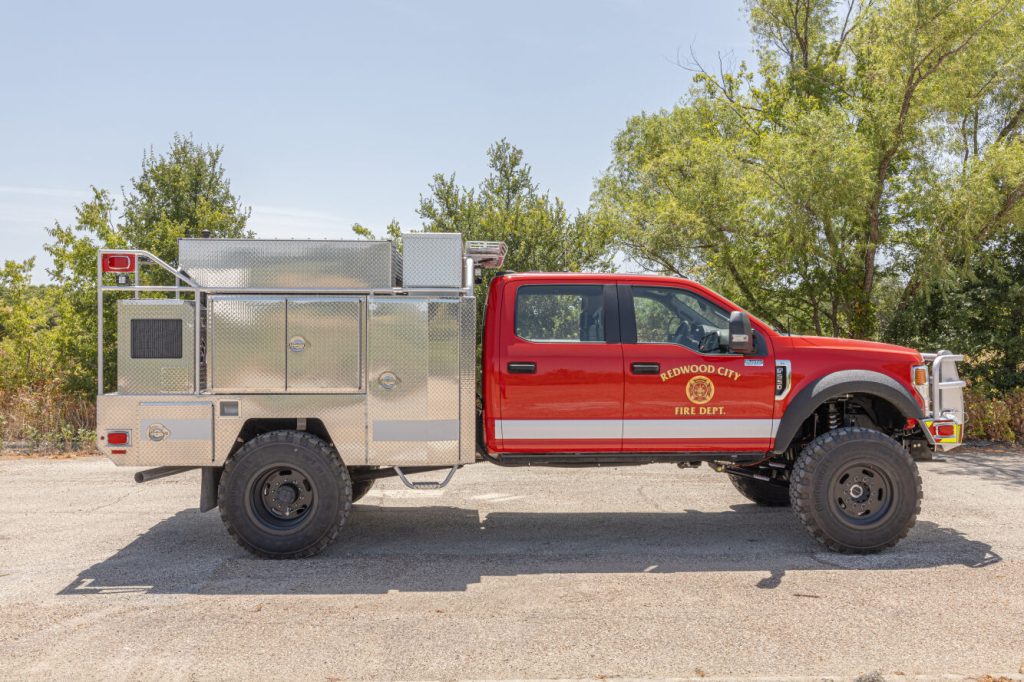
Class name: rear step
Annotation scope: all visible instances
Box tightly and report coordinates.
[394,466,459,490]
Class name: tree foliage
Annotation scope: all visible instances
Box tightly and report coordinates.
[596,0,1024,345]
[0,258,53,389]
[419,139,612,274]
[416,140,614,336]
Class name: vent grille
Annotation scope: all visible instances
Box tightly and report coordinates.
[131,319,183,359]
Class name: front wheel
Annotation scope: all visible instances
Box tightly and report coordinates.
[790,427,921,554]
[218,430,352,559]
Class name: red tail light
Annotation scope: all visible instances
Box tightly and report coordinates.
[106,430,130,445]
[936,424,955,437]
[102,253,135,272]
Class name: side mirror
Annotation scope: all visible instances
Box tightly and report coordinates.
[728,311,754,354]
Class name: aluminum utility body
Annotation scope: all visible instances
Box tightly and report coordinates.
[96,235,966,558]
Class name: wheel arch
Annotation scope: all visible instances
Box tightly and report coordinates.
[224,417,334,461]
[772,370,924,454]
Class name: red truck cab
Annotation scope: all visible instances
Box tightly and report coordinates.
[480,272,964,553]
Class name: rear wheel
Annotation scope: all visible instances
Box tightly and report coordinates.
[218,430,352,559]
[728,473,791,507]
[790,427,921,553]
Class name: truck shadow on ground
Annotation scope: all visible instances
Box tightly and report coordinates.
[60,503,1000,596]
[930,447,1024,488]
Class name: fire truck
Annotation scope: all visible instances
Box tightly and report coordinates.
[95,235,966,558]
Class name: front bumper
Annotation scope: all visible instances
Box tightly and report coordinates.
[919,351,967,452]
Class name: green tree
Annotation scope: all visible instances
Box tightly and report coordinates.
[0,258,53,389]
[122,134,252,262]
[595,0,1024,340]
[419,139,612,274]
[44,189,121,393]
[888,230,1024,392]
[352,219,402,243]
[44,136,252,394]
[416,140,614,341]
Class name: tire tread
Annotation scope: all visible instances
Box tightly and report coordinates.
[218,430,351,559]
[789,426,922,554]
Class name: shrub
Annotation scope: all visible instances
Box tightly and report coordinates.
[964,384,1024,443]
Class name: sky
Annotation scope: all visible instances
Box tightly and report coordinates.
[0,0,751,282]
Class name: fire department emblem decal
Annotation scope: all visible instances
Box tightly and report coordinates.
[685,375,715,405]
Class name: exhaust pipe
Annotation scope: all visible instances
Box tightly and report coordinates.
[134,466,196,483]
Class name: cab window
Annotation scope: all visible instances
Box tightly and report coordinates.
[631,286,730,352]
[515,285,605,343]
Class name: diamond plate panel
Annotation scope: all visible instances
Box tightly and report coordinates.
[178,239,400,289]
[97,393,367,466]
[208,296,286,392]
[367,297,461,465]
[117,300,195,394]
[427,299,460,421]
[402,233,463,288]
[212,394,367,466]
[286,297,364,392]
[96,395,212,466]
[459,295,477,463]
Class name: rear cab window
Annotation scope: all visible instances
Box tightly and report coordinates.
[514,284,605,343]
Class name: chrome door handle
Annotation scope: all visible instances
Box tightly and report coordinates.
[631,362,661,375]
[507,362,536,374]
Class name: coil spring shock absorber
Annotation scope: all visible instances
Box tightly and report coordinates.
[828,402,841,430]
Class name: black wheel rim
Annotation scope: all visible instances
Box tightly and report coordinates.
[828,462,896,528]
[248,465,316,532]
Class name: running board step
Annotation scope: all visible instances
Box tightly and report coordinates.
[393,465,459,490]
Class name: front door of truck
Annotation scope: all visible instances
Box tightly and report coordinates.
[497,281,623,453]
[619,283,776,453]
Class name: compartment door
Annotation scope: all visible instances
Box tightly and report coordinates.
[137,401,214,464]
[208,296,286,393]
[286,297,364,392]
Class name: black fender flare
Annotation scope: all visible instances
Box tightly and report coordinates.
[772,370,924,454]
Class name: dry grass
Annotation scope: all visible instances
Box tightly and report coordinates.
[0,382,95,452]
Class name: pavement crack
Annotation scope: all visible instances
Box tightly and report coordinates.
[78,490,136,513]
[636,485,665,512]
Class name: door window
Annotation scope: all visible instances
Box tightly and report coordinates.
[515,285,605,343]
[631,286,730,353]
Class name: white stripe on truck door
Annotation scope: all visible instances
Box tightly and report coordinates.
[495,419,780,440]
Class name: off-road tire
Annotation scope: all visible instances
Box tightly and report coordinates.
[790,426,921,554]
[351,478,375,503]
[728,473,791,507]
[218,430,352,559]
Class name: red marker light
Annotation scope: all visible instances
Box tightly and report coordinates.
[936,424,955,437]
[102,253,135,272]
[107,431,130,445]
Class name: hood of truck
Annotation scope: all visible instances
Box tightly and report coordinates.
[784,335,921,360]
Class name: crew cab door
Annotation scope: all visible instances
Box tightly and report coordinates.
[496,281,623,453]
[619,283,776,453]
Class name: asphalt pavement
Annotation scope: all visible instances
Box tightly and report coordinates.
[0,447,1022,681]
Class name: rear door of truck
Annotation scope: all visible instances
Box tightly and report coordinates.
[495,277,623,453]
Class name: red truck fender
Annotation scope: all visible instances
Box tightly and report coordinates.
[772,369,925,455]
